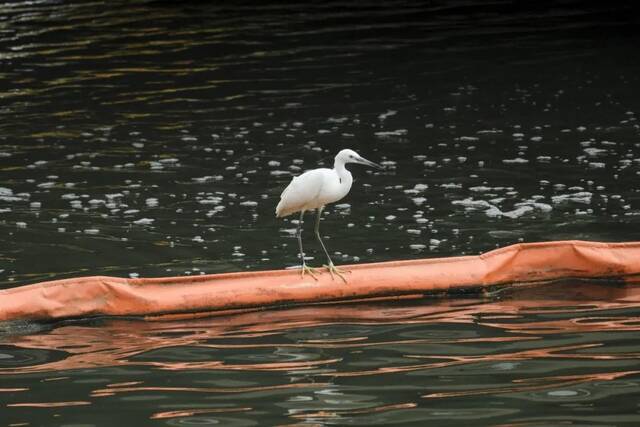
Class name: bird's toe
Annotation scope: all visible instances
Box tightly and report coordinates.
[300,264,319,281]
[324,263,349,283]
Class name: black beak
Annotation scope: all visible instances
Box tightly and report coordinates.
[358,156,384,170]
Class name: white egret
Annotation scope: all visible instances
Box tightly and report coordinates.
[276,149,383,282]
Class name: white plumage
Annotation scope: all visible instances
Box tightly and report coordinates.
[275,149,382,281]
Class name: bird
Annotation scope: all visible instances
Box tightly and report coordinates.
[276,148,383,282]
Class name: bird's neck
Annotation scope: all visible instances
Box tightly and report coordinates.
[334,160,352,185]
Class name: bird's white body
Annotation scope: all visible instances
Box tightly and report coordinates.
[276,164,353,217]
[275,148,382,281]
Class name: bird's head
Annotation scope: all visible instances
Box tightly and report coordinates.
[336,149,383,169]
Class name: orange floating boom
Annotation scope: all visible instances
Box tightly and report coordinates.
[1,240,639,323]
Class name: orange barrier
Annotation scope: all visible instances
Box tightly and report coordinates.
[1,240,639,323]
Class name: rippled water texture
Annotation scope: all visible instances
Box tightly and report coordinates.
[2,283,640,425]
[1,0,640,425]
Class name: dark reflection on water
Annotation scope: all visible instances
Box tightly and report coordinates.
[1,0,640,425]
[2,283,640,425]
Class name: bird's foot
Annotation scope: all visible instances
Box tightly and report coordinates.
[323,262,349,283]
[300,264,319,281]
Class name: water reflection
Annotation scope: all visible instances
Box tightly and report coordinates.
[2,282,640,424]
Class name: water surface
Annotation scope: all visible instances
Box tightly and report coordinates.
[1,0,640,425]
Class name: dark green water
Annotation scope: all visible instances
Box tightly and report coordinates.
[1,0,640,425]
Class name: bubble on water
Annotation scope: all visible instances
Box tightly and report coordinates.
[502,158,529,164]
[240,201,257,207]
[469,186,492,193]
[458,136,479,142]
[385,215,396,221]
[516,201,553,213]
[453,198,493,210]
[499,205,534,218]
[16,222,27,228]
[199,196,223,205]
[133,218,154,225]
[159,158,179,164]
[84,228,99,234]
[410,197,426,206]
[192,176,223,183]
[406,229,421,235]
[0,187,23,202]
[441,183,461,189]
[375,130,407,138]
[378,110,397,120]
[551,192,592,205]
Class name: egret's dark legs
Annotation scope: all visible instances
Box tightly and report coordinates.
[314,207,348,283]
[296,210,317,280]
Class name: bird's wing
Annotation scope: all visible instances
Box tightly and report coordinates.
[275,169,325,217]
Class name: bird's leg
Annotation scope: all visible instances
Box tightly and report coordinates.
[314,207,349,283]
[297,210,318,280]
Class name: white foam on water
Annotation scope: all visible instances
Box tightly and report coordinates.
[411,197,427,206]
[374,129,408,138]
[441,183,461,189]
[503,158,529,164]
[192,175,223,183]
[551,192,592,205]
[378,110,397,120]
[133,218,154,225]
